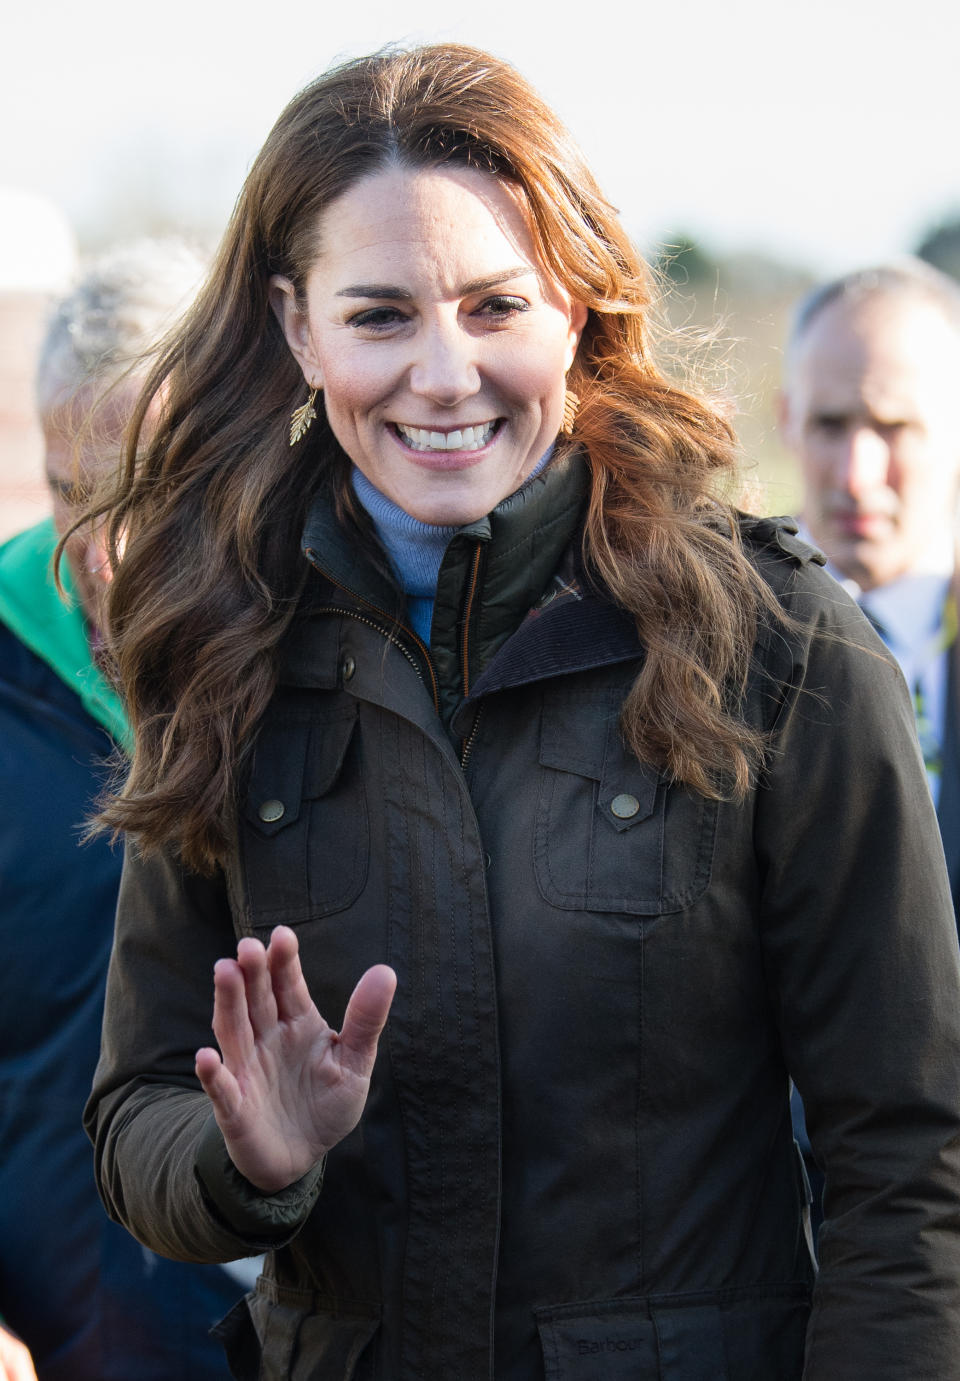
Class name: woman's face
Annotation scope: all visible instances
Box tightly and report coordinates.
[272,164,587,525]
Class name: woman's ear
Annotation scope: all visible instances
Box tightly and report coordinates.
[269,275,323,388]
[564,299,589,372]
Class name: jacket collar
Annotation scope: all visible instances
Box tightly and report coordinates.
[301,489,406,620]
[300,450,588,604]
[428,450,589,716]
[299,450,591,723]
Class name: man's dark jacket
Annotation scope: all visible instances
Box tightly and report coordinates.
[86,459,960,1380]
[936,649,960,912]
[0,520,243,1379]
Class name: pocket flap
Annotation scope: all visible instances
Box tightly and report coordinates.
[539,689,612,779]
[246,1282,380,1381]
[596,759,659,833]
[244,708,357,838]
[536,1296,731,1380]
[211,1295,260,1381]
[539,693,659,830]
[651,1302,727,1379]
[302,709,358,799]
[536,1298,659,1378]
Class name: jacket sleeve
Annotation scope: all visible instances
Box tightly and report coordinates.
[752,567,960,1379]
[84,843,324,1263]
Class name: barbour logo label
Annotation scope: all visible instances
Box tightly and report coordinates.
[538,1308,659,1375]
[576,1336,643,1355]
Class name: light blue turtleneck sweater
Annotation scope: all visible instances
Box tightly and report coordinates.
[351,447,554,644]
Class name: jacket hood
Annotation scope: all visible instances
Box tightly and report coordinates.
[0,518,130,748]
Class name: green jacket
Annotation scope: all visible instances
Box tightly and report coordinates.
[87,461,960,1381]
[0,518,128,747]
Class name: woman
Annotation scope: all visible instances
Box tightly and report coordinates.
[83,45,960,1381]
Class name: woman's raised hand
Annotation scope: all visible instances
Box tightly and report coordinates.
[195,926,396,1193]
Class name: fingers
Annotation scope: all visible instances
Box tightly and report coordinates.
[195,1046,242,1121]
[338,965,397,1074]
[209,956,256,1069]
[209,930,311,1074]
[236,936,279,1037]
[266,925,315,1022]
[209,930,394,1089]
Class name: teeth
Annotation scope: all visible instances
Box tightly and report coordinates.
[396,422,496,452]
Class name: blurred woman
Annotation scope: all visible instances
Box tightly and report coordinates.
[83,46,960,1381]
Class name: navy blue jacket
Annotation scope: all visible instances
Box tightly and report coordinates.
[0,567,245,1378]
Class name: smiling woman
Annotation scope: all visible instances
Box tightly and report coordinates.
[81,43,960,1381]
[270,164,586,526]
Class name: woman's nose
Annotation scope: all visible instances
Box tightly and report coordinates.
[407,319,481,405]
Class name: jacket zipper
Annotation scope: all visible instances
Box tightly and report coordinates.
[313,604,436,699]
[460,542,484,700]
[459,703,484,769]
[457,543,486,766]
[304,548,441,713]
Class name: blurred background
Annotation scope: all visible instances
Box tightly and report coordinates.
[2,0,958,538]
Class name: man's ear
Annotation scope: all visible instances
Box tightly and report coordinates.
[269,275,323,388]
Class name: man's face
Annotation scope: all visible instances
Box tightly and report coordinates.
[42,383,135,634]
[780,294,960,590]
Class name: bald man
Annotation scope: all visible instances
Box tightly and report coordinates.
[780,260,960,914]
[779,260,960,1245]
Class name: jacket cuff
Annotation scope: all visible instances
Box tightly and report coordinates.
[194,1114,324,1244]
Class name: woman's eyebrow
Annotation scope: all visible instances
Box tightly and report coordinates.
[335,284,412,301]
[335,266,536,300]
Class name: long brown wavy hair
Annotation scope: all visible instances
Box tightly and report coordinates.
[80,43,779,872]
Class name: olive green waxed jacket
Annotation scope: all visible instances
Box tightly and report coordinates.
[87,456,960,1381]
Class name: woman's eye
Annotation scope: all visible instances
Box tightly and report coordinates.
[476,295,529,320]
[347,306,408,331]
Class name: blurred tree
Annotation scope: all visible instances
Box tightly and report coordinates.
[655,232,718,286]
[916,215,960,282]
[647,230,811,514]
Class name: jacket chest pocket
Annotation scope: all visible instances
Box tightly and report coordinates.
[534,689,718,915]
[241,702,368,928]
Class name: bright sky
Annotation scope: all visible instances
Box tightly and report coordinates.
[3,0,958,274]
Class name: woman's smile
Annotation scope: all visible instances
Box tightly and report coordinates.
[391,419,500,455]
[389,418,505,471]
[272,164,586,525]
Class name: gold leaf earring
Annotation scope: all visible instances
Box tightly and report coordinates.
[289,386,319,446]
[560,388,580,437]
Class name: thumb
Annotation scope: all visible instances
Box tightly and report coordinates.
[338,964,397,1072]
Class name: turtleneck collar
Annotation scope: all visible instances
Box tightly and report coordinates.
[350,446,554,593]
[350,446,555,643]
[301,445,589,726]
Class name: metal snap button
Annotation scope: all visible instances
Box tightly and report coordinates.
[341,654,356,682]
[610,792,641,819]
[258,798,285,823]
